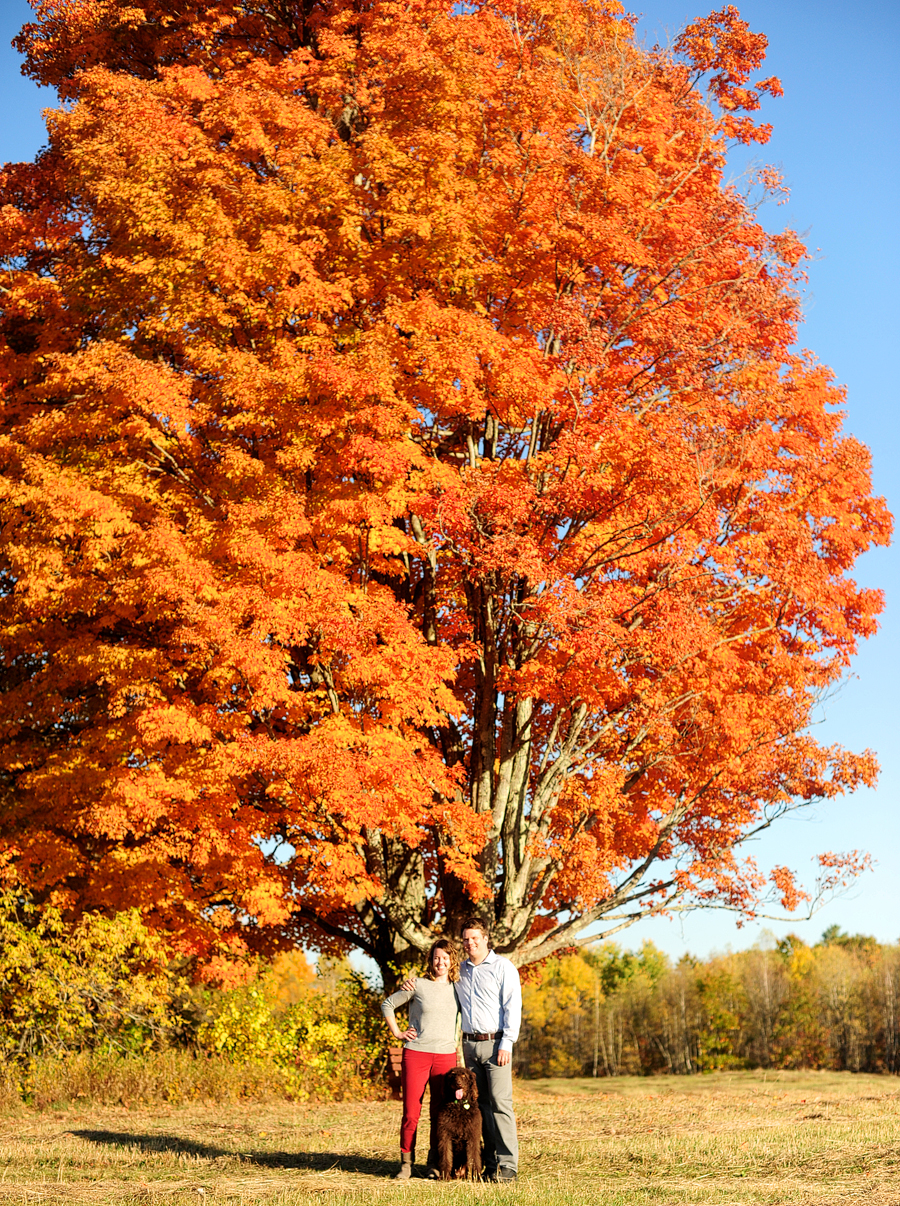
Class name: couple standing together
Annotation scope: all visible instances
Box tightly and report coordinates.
[381,918,521,1183]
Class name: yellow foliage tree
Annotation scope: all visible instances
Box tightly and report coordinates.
[0,891,171,1057]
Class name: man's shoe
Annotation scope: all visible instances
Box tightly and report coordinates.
[485,1167,517,1182]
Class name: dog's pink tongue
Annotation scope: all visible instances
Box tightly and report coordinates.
[455,1089,464,1100]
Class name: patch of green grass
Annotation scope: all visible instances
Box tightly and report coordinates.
[0,1071,897,1204]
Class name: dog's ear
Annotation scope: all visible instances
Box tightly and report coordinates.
[467,1070,478,1102]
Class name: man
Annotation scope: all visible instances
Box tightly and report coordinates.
[455,918,521,1182]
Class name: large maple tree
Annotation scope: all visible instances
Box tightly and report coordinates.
[0,0,889,980]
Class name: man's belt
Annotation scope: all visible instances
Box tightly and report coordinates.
[462,1030,503,1042]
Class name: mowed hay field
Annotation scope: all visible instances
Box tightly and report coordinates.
[0,1071,898,1205]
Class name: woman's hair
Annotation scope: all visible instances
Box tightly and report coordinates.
[424,936,461,983]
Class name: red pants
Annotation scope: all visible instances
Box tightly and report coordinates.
[399,1048,458,1156]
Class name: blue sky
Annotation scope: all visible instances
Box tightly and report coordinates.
[2,0,897,960]
[625,0,900,957]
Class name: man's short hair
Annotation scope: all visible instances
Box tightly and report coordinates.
[460,917,491,942]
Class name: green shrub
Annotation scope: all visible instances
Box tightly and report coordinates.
[0,890,392,1107]
[194,960,390,1101]
[0,891,172,1058]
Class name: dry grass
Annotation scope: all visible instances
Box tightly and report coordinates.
[0,1051,381,1113]
[0,1070,898,1205]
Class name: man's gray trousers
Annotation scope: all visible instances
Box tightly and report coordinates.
[462,1038,518,1173]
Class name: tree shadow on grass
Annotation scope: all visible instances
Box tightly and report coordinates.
[69,1130,395,1177]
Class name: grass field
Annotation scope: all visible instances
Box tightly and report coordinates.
[0,1070,898,1205]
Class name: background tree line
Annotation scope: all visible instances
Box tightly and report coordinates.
[2,890,898,1109]
[516,928,900,1078]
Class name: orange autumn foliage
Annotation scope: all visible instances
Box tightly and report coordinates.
[0,0,889,979]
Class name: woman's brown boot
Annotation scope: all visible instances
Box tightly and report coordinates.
[394,1152,413,1180]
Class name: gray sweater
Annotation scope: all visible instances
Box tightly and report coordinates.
[381,977,460,1054]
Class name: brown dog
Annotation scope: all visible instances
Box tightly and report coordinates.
[435,1066,482,1180]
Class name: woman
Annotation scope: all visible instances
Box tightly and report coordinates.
[381,937,461,1181]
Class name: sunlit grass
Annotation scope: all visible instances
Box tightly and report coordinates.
[0,1070,897,1203]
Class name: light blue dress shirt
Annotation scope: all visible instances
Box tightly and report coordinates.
[456,949,522,1054]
